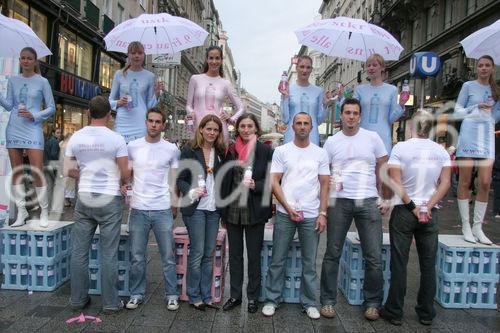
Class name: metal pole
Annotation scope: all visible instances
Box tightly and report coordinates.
[173,66,178,141]
[420,78,425,110]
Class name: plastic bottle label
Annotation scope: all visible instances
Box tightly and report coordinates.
[48,269,54,276]
[10,238,16,245]
[10,268,16,275]
[471,285,478,293]
[20,238,27,245]
[456,255,463,263]
[482,287,488,293]
[37,270,44,277]
[472,256,480,264]
[445,255,453,263]
[454,286,461,293]
[119,274,125,281]
[444,286,451,293]
[483,256,490,264]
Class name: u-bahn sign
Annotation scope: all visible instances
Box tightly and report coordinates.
[410,52,441,78]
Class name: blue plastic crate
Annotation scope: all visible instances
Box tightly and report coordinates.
[469,249,500,277]
[89,226,131,266]
[468,278,497,309]
[28,258,61,292]
[59,255,70,282]
[60,227,71,255]
[0,229,29,259]
[437,246,470,277]
[88,264,130,297]
[435,273,470,309]
[1,257,29,290]
[261,239,302,274]
[341,232,391,274]
[259,269,300,304]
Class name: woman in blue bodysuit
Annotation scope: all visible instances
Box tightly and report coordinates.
[454,55,500,245]
[109,41,163,143]
[0,47,55,227]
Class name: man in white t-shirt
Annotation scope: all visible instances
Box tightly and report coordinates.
[64,96,130,313]
[380,111,450,326]
[320,98,389,321]
[124,108,181,311]
[262,112,330,320]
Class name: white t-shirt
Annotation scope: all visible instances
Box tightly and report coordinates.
[323,128,387,199]
[270,141,330,218]
[128,137,180,210]
[197,148,217,211]
[66,126,128,196]
[388,138,451,205]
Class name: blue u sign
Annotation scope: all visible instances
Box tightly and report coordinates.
[409,52,441,78]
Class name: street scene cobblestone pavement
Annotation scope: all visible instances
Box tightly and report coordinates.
[1,192,499,332]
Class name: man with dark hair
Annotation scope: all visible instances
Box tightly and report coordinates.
[44,128,61,211]
[320,98,389,321]
[124,108,180,311]
[64,95,130,314]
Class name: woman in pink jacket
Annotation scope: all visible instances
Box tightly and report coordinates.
[186,46,244,142]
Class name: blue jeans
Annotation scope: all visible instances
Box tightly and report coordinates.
[320,197,383,308]
[383,205,438,321]
[183,209,220,304]
[70,193,123,310]
[129,208,178,301]
[265,212,319,308]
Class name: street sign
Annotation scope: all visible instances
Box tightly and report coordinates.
[152,53,181,68]
[410,52,441,78]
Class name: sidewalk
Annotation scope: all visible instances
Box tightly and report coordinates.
[0,193,499,332]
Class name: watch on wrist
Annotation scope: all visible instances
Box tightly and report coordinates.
[319,211,327,218]
[404,200,416,212]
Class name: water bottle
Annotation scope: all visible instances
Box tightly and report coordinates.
[47,236,54,257]
[278,71,288,93]
[125,185,133,205]
[20,264,28,286]
[291,200,304,222]
[35,236,43,257]
[443,281,451,303]
[20,234,27,256]
[130,79,139,108]
[369,93,380,124]
[453,281,463,303]
[469,281,478,303]
[215,245,222,267]
[175,243,183,265]
[205,83,216,111]
[10,263,18,284]
[471,251,480,273]
[481,282,489,303]
[48,265,55,286]
[349,279,358,299]
[118,239,126,261]
[444,250,453,272]
[197,174,207,196]
[483,252,491,274]
[294,276,301,290]
[332,169,343,192]
[36,265,43,286]
[185,114,194,134]
[9,234,16,255]
[285,276,291,289]
[214,276,221,298]
[61,230,68,252]
[118,269,125,290]
[90,268,98,290]
[300,93,309,114]
[400,79,410,103]
[176,273,183,293]
[352,247,360,270]
[268,244,273,262]
[243,166,253,186]
[19,83,28,104]
[483,90,494,107]
[126,94,133,112]
[90,238,99,260]
[456,251,465,273]
[418,201,429,223]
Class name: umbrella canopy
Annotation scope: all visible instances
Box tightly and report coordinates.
[295,17,404,61]
[104,13,208,55]
[0,14,51,58]
[460,19,500,64]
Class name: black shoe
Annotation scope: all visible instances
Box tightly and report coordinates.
[222,298,242,311]
[379,307,402,326]
[205,302,220,310]
[247,300,258,313]
[191,303,206,311]
[419,318,432,325]
[71,297,91,312]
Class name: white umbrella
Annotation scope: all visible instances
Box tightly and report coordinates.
[0,14,51,58]
[295,16,404,61]
[460,19,500,64]
[104,13,208,55]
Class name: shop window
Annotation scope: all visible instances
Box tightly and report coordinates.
[58,27,93,80]
[100,52,122,89]
[8,0,48,56]
[62,104,89,136]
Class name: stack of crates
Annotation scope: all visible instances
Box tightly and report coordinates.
[88,224,131,296]
[259,224,302,304]
[337,232,391,305]
[1,220,73,292]
[173,226,226,303]
[435,235,499,309]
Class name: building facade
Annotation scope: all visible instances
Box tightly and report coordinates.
[374,0,500,145]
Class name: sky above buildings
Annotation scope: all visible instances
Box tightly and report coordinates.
[214,0,323,104]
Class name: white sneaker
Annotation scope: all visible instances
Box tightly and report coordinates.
[305,307,320,320]
[262,304,276,316]
[126,297,142,310]
[167,299,179,311]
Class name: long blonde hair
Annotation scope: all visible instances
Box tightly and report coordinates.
[191,114,226,156]
[123,41,145,76]
[478,55,499,101]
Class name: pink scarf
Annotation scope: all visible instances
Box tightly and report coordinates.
[234,135,256,166]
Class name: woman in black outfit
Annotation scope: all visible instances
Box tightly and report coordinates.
[221,113,273,313]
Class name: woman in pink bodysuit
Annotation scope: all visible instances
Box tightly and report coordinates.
[186,46,244,142]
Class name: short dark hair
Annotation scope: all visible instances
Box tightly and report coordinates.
[147,107,167,123]
[292,112,312,124]
[341,98,362,113]
[89,96,111,119]
[235,113,262,137]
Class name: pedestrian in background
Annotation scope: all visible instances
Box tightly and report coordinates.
[447,146,458,197]
[109,41,163,143]
[454,55,500,244]
[176,114,226,311]
[221,113,273,314]
[353,53,409,154]
[44,128,61,211]
[186,46,244,142]
[279,55,330,145]
[381,110,450,326]
[0,47,55,228]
